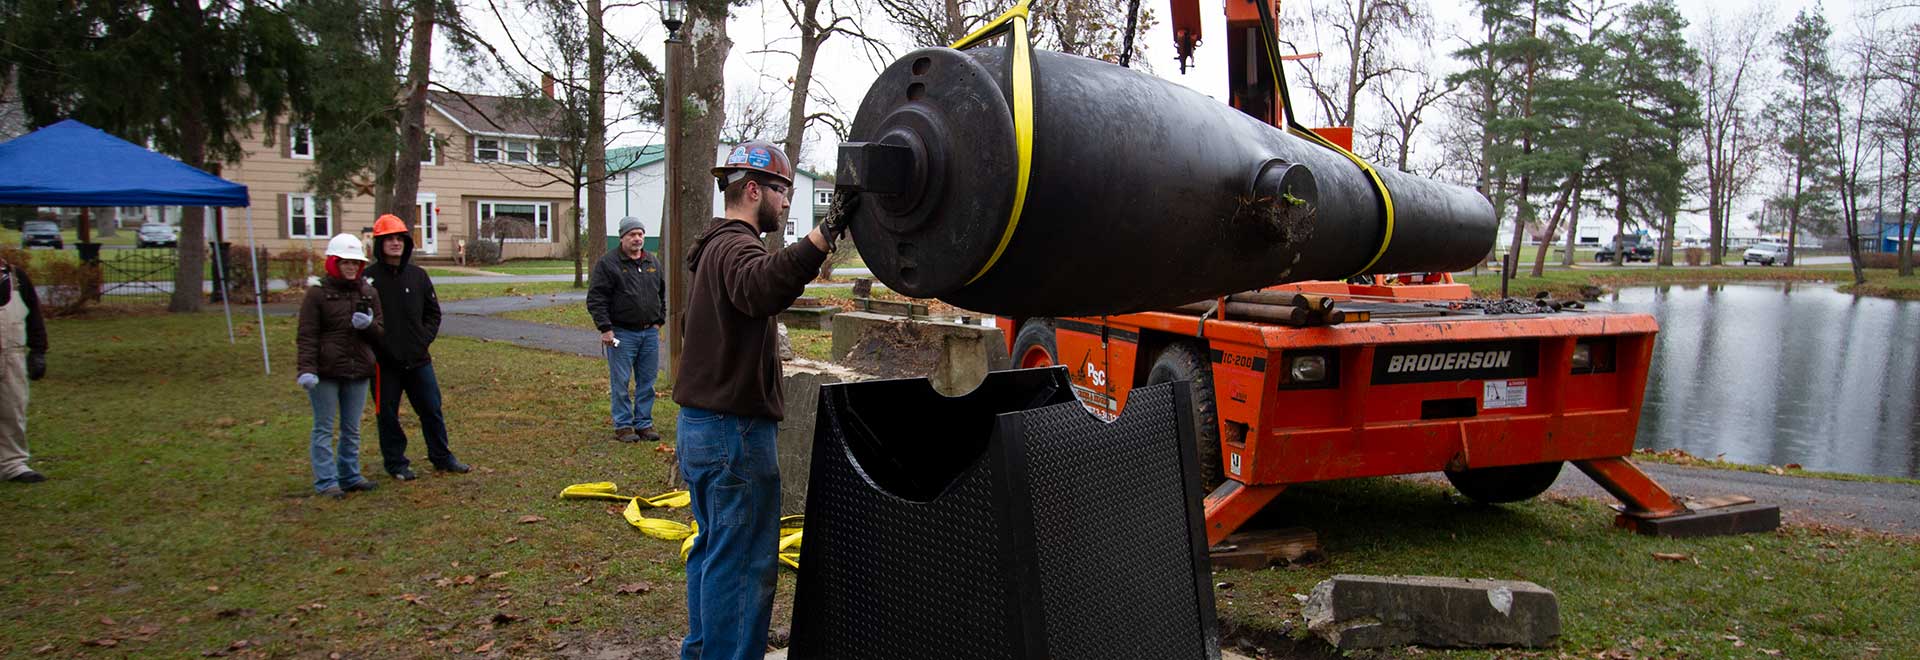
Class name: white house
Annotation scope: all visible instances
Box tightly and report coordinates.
[596,143,820,254]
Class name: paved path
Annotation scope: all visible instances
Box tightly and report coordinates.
[431,267,873,285]
[1413,461,1920,536]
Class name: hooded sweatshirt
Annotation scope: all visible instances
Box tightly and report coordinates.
[366,231,441,369]
[671,218,827,420]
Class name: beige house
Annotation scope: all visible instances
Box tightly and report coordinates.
[221,90,576,261]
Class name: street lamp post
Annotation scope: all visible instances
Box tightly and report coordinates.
[662,0,688,381]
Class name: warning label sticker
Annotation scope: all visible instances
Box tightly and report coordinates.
[1483,379,1528,409]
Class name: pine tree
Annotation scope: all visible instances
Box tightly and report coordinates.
[1764,9,1844,266]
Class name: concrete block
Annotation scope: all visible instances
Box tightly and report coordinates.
[776,359,875,514]
[1303,574,1559,650]
[830,312,1010,395]
[779,305,839,331]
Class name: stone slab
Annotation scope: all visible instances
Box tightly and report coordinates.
[775,359,876,515]
[830,312,1010,395]
[1303,574,1559,650]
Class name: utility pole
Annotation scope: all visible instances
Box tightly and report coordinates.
[662,0,688,381]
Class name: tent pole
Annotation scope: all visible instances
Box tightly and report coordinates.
[212,207,234,343]
[245,206,270,375]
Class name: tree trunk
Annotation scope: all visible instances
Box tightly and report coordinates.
[944,0,965,43]
[1902,159,1914,277]
[391,0,435,226]
[667,7,732,379]
[778,0,824,252]
[587,0,609,266]
[168,0,209,313]
[1562,182,1582,266]
[1530,181,1573,277]
[573,183,587,288]
[1613,178,1628,267]
[372,0,403,215]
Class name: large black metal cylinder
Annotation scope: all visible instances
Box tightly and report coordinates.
[842,46,1496,317]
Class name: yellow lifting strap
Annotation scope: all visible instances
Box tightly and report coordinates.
[1258,0,1397,278]
[561,482,807,570]
[951,1,1036,286]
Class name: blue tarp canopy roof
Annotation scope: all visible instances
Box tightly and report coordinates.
[0,119,249,207]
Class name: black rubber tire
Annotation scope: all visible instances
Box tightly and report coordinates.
[1146,341,1225,492]
[1444,461,1565,504]
[1011,319,1059,368]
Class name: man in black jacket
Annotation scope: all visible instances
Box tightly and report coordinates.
[367,214,469,480]
[0,253,48,483]
[587,217,666,443]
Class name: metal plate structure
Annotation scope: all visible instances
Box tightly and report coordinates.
[790,368,1219,660]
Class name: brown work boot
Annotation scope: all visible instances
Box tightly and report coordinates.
[636,427,662,442]
[614,427,639,443]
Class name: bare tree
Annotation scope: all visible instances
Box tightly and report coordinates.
[720,84,787,145]
[1281,0,1432,128]
[1691,6,1773,265]
[1871,9,1920,275]
[1361,64,1459,172]
[1830,14,1886,285]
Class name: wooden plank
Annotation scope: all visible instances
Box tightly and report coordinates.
[1685,494,1757,512]
[1207,527,1324,570]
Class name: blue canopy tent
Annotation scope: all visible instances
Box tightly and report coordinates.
[0,119,271,372]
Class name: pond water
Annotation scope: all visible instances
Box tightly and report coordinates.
[1590,283,1920,479]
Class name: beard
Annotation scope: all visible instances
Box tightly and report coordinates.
[755,196,785,234]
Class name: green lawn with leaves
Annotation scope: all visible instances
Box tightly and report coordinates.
[6,312,1916,658]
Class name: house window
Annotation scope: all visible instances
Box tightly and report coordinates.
[474,137,558,166]
[420,131,438,165]
[477,200,552,243]
[288,194,331,238]
[815,189,832,206]
[289,124,314,159]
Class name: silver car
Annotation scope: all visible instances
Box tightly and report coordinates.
[1743,242,1789,266]
[20,221,62,249]
[136,222,179,248]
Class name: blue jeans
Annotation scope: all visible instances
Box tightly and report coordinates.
[309,378,370,492]
[677,406,781,660]
[607,326,660,430]
[375,361,456,474]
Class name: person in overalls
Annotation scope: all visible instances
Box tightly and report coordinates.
[0,253,48,484]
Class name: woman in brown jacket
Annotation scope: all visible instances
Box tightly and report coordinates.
[297,234,384,499]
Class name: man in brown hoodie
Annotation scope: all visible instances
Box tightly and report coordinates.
[671,140,838,660]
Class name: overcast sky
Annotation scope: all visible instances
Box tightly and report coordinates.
[469,0,1909,235]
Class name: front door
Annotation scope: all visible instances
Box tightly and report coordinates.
[416,193,438,254]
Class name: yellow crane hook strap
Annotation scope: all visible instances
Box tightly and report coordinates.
[951,1,1036,286]
[563,482,805,569]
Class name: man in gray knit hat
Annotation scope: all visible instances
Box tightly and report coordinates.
[586,217,667,443]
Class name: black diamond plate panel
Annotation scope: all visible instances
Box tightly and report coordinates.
[1020,382,1218,660]
[791,370,1216,660]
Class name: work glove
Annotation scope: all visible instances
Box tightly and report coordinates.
[26,351,45,381]
[351,311,373,330]
[297,373,319,391]
[821,188,860,249]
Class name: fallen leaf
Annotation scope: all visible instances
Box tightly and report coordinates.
[435,578,454,588]
[616,582,653,595]
[397,593,425,605]
[85,639,119,647]
[1760,650,1782,656]
[32,644,55,654]
[297,603,327,612]
[1651,552,1689,562]
[499,537,520,546]
[516,515,546,524]
[546,617,566,625]
[214,417,238,428]
[229,640,251,650]
[99,616,117,626]
[251,419,267,427]
[49,570,75,576]
[573,576,594,587]
[474,640,494,653]
[137,624,162,636]
[1785,463,1802,470]
[458,575,477,586]
[486,571,510,580]
[207,585,221,592]
[333,566,349,575]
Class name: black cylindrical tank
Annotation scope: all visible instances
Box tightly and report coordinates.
[841,45,1497,317]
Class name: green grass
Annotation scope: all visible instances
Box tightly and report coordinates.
[2,312,706,657]
[433,281,582,302]
[1631,449,1920,486]
[1457,266,1865,299]
[0,226,140,248]
[483,259,581,275]
[497,302,593,327]
[1216,478,1918,658]
[788,327,833,361]
[5,313,1916,658]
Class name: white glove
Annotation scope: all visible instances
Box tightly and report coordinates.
[351,311,373,330]
[298,373,319,391]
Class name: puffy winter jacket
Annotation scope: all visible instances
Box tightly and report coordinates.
[296,276,385,380]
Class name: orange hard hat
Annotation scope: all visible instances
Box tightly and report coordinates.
[372,213,409,237]
[711,140,794,191]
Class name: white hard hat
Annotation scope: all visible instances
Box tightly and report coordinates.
[325,233,367,262]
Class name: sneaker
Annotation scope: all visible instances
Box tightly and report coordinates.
[318,486,346,500]
[343,479,378,493]
[390,468,418,481]
[613,427,638,443]
[432,460,472,474]
[635,427,662,442]
[8,470,46,484]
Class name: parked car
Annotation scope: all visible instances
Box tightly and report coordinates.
[136,222,179,248]
[1743,242,1790,266]
[1594,237,1654,263]
[20,221,62,249]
